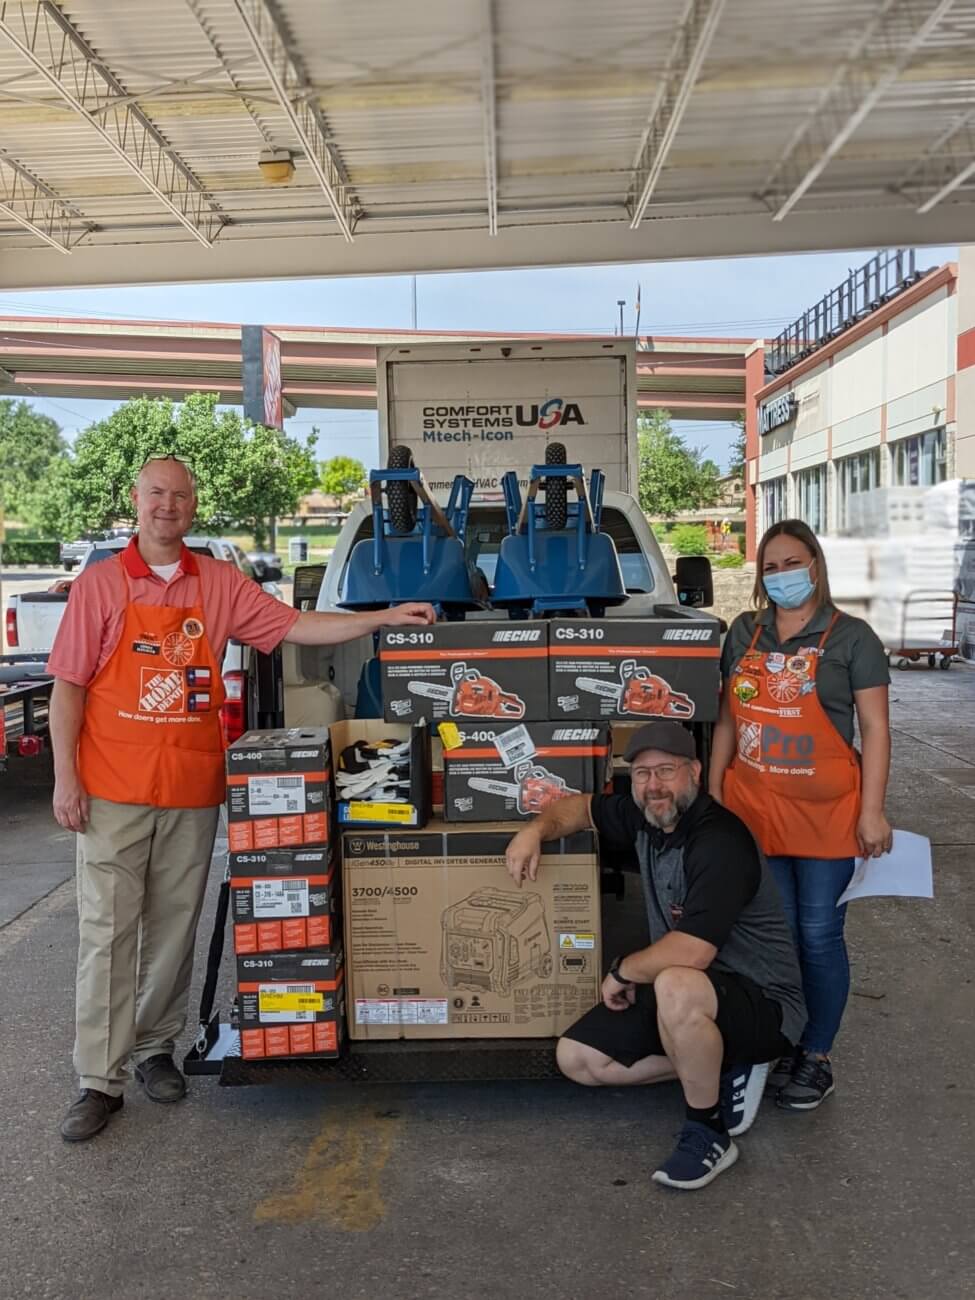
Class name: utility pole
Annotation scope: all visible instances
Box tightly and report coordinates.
[617,300,625,336]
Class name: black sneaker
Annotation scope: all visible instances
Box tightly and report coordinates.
[720,1061,770,1136]
[767,1048,799,1092]
[651,1121,739,1191]
[776,1053,835,1111]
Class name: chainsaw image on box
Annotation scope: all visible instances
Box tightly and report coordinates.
[441,888,552,995]
[466,760,579,815]
[408,661,526,719]
[575,659,695,719]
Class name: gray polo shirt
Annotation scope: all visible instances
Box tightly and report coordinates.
[720,604,890,746]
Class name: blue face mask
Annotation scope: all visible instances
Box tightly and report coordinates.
[763,564,815,609]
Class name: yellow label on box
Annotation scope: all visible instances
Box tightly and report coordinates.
[438,722,462,750]
[259,991,324,1012]
[348,800,416,823]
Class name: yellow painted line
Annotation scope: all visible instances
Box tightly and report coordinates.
[254,1106,403,1233]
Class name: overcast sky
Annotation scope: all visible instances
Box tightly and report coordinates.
[1,243,957,472]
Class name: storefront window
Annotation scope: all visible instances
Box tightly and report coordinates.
[836,449,880,530]
[891,428,947,487]
[762,477,787,529]
[795,464,828,534]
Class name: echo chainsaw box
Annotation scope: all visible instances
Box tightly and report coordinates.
[441,722,611,822]
[342,822,600,1040]
[379,621,549,723]
[231,849,339,955]
[330,720,432,828]
[547,618,721,722]
[226,728,331,852]
[236,946,344,1060]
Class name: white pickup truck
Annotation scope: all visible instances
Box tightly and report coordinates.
[6,536,284,745]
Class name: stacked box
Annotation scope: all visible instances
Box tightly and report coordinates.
[441,721,611,822]
[379,621,549,722]
[342,824,600,1041]
[225,729,343,1061]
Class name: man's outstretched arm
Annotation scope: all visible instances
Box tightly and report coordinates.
[284,601,436,646]
[505,793,593,885]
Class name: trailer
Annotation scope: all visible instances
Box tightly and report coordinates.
[0,655,52,773]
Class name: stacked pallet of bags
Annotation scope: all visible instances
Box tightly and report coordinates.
[819,537,873,621]
[928,480,975,662]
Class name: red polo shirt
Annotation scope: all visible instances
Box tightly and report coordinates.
[48,538,299,687]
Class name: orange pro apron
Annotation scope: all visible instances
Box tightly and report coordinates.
[78,578,227,808]
[721,612,861,859]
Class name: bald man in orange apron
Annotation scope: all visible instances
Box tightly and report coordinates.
[49,454,434,1142]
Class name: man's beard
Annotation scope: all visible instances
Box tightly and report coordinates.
[635,780,699,830]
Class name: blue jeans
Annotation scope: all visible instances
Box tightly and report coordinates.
[766,856,856,1056]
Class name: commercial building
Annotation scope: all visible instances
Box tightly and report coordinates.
[746,248,975,551]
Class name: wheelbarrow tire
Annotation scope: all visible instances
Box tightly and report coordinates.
[939,655,952,670]
[387,445,418,534]
[544,441,568,530]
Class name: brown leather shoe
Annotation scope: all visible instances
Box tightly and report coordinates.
[60,1089,124,1142]
[134,1053,186,1103]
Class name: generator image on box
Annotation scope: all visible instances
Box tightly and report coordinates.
[441,888,552,996]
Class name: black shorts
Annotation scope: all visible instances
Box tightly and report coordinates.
[561,970,791,1068]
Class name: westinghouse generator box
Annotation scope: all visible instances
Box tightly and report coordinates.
[441,722,611,822]
[231,854,339,954]
[342,822,600,1040]
[226,728,331,852]
[379,621,549,723]
[237,946,344,1060]
[547,618,721,722]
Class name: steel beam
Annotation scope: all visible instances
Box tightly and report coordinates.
[0,1,224,246]
[231,0,359,241]
[894,108,975,212]
[479,0,499,236]
[627,0,727,229]
[0,149,93,253]
[763,0,957,221]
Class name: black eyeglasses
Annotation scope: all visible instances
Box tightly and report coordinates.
[141,452,194,469]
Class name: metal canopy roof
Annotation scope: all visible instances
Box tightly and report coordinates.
[0,0,973,290]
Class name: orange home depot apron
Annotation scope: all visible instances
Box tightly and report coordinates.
[78,584,226,808]
[722,613,861,858]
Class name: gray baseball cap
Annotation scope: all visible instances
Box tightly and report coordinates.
[623,721,697,764]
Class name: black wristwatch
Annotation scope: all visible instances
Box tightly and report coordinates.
[608,954,634,986]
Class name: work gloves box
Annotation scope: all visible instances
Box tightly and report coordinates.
[226,727,332,852]
[378,621,550,723]
[331,719,432,828]
[547,616,721,722]
[342,822,600,1040]
[441,722,611,822]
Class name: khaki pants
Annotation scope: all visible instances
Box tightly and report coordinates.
[74,797,220,1095]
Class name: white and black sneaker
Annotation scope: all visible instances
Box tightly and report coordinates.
[776,1053,835,1111]
[720,1061,770,1137]
[652,1121,739,1191]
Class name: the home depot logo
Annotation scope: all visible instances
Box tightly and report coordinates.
[662,629,714,642]
[138,668,184,713]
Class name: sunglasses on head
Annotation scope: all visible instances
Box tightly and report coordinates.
[141,452,194,469]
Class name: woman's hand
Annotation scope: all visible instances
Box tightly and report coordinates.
[856,809,892,858]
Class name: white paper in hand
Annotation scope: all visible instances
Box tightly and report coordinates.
[837,830,933,906]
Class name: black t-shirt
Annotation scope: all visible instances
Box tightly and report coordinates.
[590,791,762,950]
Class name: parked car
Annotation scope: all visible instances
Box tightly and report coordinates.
[246,550,283,581]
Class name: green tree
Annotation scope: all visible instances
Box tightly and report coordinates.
[728,413,747,481]
[319,454,367,506]
[31,393,318,546]
[0,399,66,521]
[637,409,721,518]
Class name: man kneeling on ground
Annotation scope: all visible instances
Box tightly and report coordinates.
[504,720,806,1191]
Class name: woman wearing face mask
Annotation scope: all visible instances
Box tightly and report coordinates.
[708,519,892,1111]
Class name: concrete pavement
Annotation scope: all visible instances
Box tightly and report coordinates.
[1,665,973,1300]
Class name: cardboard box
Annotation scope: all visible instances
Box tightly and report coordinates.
[441,722,611,822]
[330,719,432,828]
[379,621,549,723]
[226,728,331,851]
[342,822,601,1040]
[236,947,345,1059]
[231,857,339,955]
[547,617,721,722]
